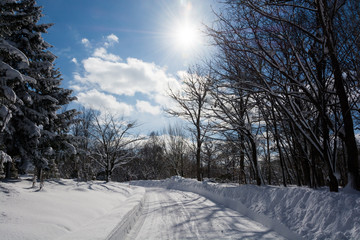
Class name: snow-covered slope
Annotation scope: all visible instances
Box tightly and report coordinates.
[0,177,144,240]
[133,177,360,240]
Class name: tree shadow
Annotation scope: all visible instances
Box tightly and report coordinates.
[136,187,286,240]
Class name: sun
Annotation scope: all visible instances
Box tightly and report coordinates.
[174,22,200,51]
[157,2,208,62]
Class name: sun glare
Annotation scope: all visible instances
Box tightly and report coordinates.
[157,1,209,62]
[174,22,200,51]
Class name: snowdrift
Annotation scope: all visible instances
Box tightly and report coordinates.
[133,176,360,240]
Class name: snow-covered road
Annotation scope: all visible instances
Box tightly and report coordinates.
[124,188,286,240]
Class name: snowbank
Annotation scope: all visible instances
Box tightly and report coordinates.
[0,177,145,240]
[133,176,360,240]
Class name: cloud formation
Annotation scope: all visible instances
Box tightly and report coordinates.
[77,89,133,116]
[77,56,179,98]
[72,33,181,119]
[81,38,91,48]
[71,58,78,64]
[93,47,121,62]
[136,100,161,115]
[105,34,119,47]
[74,34,180,99]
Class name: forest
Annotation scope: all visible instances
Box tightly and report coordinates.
[1,0,359,193]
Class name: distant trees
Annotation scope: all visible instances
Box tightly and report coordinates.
[66,107,94,180]
[201,137,221,179]
[162,124,189,177]
[136,131,168,180]
[53,108,145,182]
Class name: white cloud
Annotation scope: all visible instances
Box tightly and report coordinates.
[136,100,161,115]
[104,34,119,47]
[107,34,119,43]
[76,56,179,99]
[153,93,176,109]
[71,58,78,64]
[81,38,91,48]
[77,89,133,116]
[93,47,121,62]
[73,34,184,121]
[69,84,84,92]
[73,72,89,84]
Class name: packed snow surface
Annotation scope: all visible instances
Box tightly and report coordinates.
[125,188,286,240]
[1,176,359,239]
[133,176,360,240]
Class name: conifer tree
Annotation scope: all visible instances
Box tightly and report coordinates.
[0,0,34,177]
[0,0,78,181]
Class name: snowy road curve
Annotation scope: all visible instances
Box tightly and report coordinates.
[124,188,286,240]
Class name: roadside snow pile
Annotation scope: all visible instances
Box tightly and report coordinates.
[133,176,360,240]
[0,177,145,240]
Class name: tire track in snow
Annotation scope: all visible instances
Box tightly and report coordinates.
[166,190,202,239]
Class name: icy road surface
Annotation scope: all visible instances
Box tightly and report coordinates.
[125,188,286,240]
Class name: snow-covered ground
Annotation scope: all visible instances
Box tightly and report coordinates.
[1,176,359,239]
[0,177,144,240]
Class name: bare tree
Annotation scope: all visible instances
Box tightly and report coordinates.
[166,66,212,181]
[208,62,263,185]
[206,0,360,191]
[91,111,141,182]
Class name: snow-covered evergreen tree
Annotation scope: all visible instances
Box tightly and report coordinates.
[1,0,33,177]
[0,0,78,180]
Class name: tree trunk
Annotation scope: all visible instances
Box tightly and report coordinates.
[196,124,202,181]
[239,135,246,184]
[5,162,11,179]
[207,158,211,179]
[318,0,360,190]
[266,126,272,185]
[196,145,201,181]
[39,168,44,190]
[323,110,339,192]
[271,104,287,187]
[249,137,261,186]
[105,168,111,182]
[331,57,359,190]
[180,153,184,177]
[302,142,312,187]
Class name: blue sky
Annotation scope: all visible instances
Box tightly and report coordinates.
[36,0,219,134]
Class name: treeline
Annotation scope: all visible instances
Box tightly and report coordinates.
[57,108,275,184]
[60,109,233,183]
